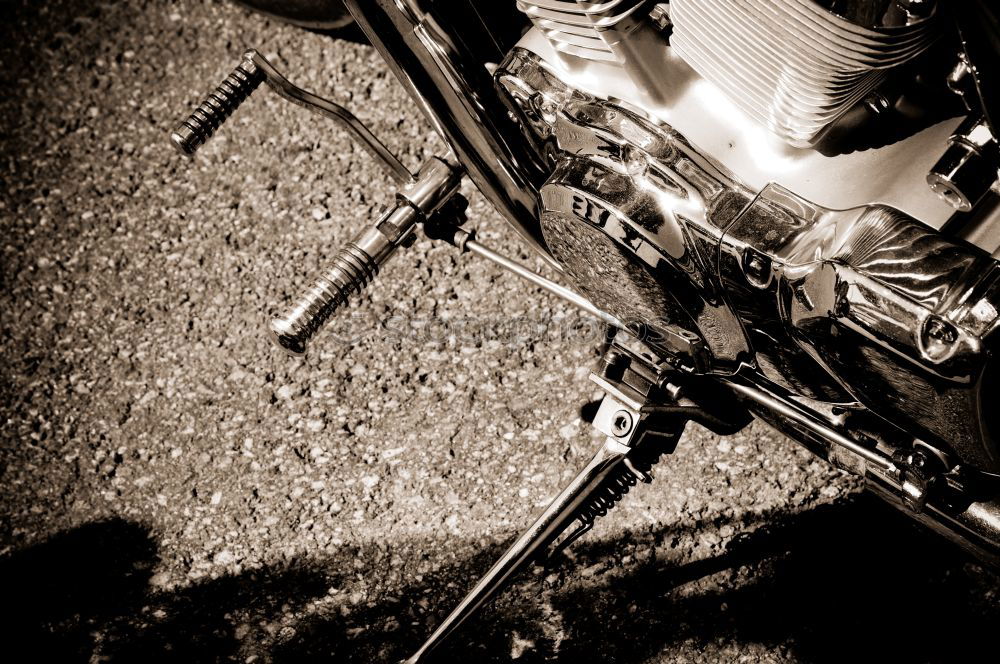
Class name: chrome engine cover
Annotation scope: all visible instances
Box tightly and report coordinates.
[515,27,959,228]
[496,46,1000,474]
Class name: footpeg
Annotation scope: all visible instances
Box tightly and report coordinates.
[271,157,462,355]
[170,49,412,185]
[170,55,264,156]
[170,50,464,355]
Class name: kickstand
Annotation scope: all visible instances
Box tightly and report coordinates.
[403,391,684,663]
[403,332,751,662]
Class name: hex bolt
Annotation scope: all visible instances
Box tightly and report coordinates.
[533,93,559,124]
[621,145,648,177]
[650,3,672,32]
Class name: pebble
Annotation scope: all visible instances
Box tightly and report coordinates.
[213,550,235,565]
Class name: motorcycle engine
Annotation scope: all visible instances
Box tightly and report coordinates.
[503,0,1000,473]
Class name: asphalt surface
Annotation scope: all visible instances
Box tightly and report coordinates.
[2,2,999,662]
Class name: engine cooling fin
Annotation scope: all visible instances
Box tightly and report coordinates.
[517,0,938,147]
[515,0,653,64]
[669,0,938,146]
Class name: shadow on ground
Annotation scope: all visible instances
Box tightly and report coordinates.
[3,495,997,663]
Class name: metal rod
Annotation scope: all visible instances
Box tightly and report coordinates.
[404,437,632,664]
[463,238,624,329]
[458,235,894,476]
[246,50,415,186]
[723,377,899,474]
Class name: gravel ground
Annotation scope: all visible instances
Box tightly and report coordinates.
[2,1,999,662]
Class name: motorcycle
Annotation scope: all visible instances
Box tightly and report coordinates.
[171,1,1000,660]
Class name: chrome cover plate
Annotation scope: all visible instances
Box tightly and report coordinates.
[517,27,960,229]
[496,47,1000,473]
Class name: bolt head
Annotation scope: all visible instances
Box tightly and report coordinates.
[650,4,672,31]
[533,93,559,124]
[611,410,634,437]
[742,250,771,288]
[925,317,957,343]
[622,146,647,177]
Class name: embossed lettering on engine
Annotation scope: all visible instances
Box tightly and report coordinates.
[498,48,753,373]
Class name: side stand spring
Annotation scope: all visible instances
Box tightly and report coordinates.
[550,437,669,557]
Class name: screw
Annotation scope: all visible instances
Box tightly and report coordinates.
[533,94,559,124]
[611,410,634,437]
[650,3,672,32]
[622,145,647,177]
[925,317,957,344]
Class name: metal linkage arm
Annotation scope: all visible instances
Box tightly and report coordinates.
[429,223,624,330]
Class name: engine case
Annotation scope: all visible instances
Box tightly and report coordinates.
[497,46,1000,473]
